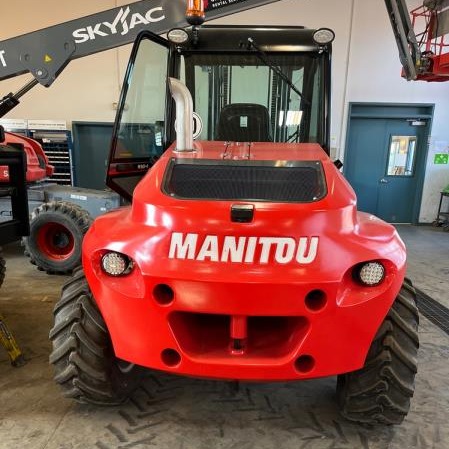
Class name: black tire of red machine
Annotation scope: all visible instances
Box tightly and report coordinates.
[23,201,92,274]
[336,279,419,425]
[49,268,143,405]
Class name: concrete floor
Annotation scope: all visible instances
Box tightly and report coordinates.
[0,225,448,449]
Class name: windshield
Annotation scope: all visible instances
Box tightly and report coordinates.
[181,52,323,144]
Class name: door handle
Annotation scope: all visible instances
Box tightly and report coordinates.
[379,178,389,184]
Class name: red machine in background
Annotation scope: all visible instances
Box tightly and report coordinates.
[0,127,118,275]
[0,132,54,183]
[409,0,449,81]
[386,0,449,81]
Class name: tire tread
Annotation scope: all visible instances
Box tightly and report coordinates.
[337,281,419,425]
[50,270,141,405]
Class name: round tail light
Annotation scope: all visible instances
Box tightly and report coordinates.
[355,262,385,286]
[101,252,133,276]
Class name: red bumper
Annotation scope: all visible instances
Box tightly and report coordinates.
[82,210,406,381]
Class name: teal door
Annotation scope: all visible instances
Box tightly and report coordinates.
[72,122,114,190]
[345,105,432,223]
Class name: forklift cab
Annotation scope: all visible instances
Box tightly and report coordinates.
[107,26,333,200]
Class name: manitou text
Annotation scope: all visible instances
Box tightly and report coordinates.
[168,233,319,264]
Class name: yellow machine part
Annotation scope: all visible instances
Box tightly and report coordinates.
[0,314,26,367]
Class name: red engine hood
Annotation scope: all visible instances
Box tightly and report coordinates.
[131,141,357,223]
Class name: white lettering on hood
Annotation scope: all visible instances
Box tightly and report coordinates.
[168,233,319,265]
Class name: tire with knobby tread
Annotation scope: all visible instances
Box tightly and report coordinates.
[23,201,93,274]
[336,279,419,425]
[49,268,142,404]
[0,248,5,288]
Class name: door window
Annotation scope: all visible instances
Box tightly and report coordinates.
[113,38,168,161]
[107,33,169,200]
[387,135,417,176]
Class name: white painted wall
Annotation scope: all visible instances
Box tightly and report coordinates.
[1,0,448,221]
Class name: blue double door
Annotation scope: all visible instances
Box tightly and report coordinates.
[345,105,432,223]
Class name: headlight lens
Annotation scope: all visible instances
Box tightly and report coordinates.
[355,261,385,286]
[101,252,133,276]
[313,28,335,45]
[167,28,189,45]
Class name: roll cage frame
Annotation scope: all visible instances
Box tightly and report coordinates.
[107,27,333,199]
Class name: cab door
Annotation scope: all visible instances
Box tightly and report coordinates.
[107,32,171,201]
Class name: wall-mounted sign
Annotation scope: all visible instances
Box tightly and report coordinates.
[434,154,449,165]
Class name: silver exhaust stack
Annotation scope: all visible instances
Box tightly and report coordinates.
[168,77,194,152]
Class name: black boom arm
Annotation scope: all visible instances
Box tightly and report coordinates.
[0,0,279,116]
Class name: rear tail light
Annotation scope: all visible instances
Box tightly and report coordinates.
[354,261,385,286]
[101,251,134,276]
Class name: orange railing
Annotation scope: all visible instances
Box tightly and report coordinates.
[410,2,449,80]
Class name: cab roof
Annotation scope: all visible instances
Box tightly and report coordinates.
[183,25,323,52]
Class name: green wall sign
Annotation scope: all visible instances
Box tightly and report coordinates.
[434,154,449,165]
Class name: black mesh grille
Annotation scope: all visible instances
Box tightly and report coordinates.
[164,160,326,202]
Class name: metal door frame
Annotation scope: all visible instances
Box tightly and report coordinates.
[344,102,434,224]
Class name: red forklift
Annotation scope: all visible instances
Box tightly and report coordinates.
[0,0,425,425]
[46,3,418,425]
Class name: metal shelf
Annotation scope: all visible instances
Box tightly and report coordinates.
[28,130,74,186]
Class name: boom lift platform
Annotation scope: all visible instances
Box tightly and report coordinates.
[386,0,449,81]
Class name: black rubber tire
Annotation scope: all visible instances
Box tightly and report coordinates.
[49,268,143,405]
[23,201,92,274]
[336,279,419,425]
[0,248,5,288]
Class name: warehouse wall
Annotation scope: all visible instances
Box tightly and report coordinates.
[1,0,449,221]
